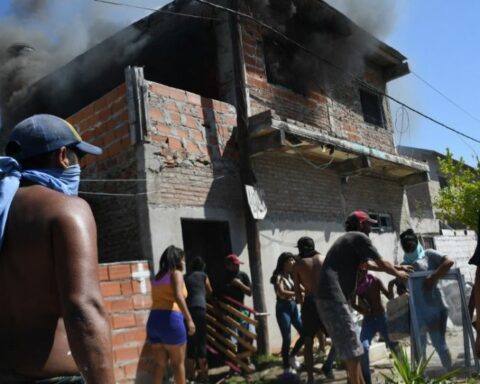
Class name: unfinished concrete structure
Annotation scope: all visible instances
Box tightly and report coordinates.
[2,0,429,357]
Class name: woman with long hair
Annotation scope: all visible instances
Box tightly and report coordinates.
[147,245,195,384]
[271,252,304,374]
[184,256,213,383]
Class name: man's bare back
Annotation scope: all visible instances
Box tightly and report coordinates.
[0,185,113,381]
[293,253,324,299]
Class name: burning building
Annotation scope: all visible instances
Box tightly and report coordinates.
[0,0,430,378]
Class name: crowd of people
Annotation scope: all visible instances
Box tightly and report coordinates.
[0,113,477,384]
[146,210,459,384]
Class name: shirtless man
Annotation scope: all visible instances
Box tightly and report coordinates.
[292,237,324,384]
[353,268,398,384]
[0,115,114,383]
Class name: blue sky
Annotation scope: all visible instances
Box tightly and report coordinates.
[1,1,478,165]
[385,2,480,165]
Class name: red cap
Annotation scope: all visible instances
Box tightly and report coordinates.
[349,211,377,224]
[225,254,244,264]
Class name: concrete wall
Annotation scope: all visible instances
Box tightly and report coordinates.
[435,230,477,284]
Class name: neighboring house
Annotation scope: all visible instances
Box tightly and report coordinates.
[397,145,477,282]
[1,0,428,354]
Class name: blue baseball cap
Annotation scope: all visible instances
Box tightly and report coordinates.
[6,114,102,160]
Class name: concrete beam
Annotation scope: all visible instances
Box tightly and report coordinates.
[248,130,285,157]
[401,171,430,186]
[332,155,371,176]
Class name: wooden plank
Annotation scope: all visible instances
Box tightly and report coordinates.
[217,301,258,327]
[207,305,257,339]
[206,324,237,352]
[206,313,256,352]
[237,351,253,360]
[207,335,255,374]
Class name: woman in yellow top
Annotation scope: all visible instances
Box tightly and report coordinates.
[147,245,195,384]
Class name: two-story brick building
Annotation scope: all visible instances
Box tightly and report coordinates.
[2,0,429,356]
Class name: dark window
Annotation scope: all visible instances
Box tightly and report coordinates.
[369,212,393,233]
[420,236,435,250]
[263,37,305,95]
[360,89,384,127]
[438,175,448,189]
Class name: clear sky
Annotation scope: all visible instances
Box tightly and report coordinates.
[1,1,478,165]
[385,1,480,165]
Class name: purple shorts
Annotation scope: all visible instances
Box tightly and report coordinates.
[147,310,187,345]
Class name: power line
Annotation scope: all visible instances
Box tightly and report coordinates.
[411,70,480,127]
[93,0,219,20]
[195,0,480,145]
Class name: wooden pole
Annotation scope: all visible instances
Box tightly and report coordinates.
[228,0,269,354]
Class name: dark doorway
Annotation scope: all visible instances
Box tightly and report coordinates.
[181,219,232,290]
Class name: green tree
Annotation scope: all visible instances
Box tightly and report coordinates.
[434,149,480,229]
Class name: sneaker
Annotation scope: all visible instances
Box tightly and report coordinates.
[283,367,297,376]
[289,356,301,370]
[321,367,335,380]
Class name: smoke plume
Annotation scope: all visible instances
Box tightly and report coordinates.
[324,0,403,39]
[0,0,167,110]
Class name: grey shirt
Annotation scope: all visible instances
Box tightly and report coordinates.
[317,231,381,303]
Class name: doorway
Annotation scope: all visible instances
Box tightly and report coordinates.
[181,219,232,290]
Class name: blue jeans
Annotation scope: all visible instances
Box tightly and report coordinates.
[360,314,398,384]
[276,299,305,368]
[418,309,451,369]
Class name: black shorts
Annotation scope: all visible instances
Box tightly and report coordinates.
[301,295,323,338]
[187,307,207,359]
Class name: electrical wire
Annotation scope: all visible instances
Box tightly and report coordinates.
[93,0,219,20]
[411,70,480,127]
[195,0,480,145]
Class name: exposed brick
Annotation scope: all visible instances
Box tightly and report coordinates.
[114,366,126,381]
[98,265,109,281]
[112,332,126,346]
[109,264,132,280]
[149,107,163,122]
[120,281,133,296]
[100,281,122,297]
[115,346,139,363]
[124,362,140,379]
[110,298,134,313]
[132,294,152,309]
[123,328,147,343]
[112,314,136,329]
[134,311,149,327]
[168,137,182,150]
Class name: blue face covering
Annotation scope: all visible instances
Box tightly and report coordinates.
[403,243,425,265]
[24,164,81,196]
[0,157,82,250]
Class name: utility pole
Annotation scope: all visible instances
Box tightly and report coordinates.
[228,0,269,354]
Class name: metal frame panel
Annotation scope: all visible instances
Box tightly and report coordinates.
[408,269,479,372]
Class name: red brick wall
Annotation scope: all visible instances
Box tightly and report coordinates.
[144,81,243,209]
[240,19,396,154]
[67,85,144,262]
[99,261,153,384]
